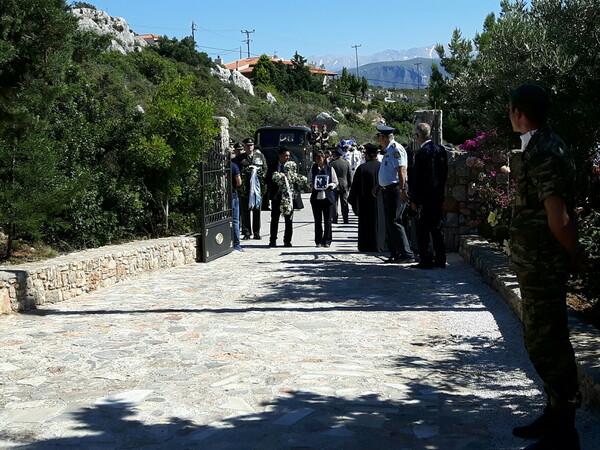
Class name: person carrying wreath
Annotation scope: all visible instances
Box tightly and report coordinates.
[268,147,307,248]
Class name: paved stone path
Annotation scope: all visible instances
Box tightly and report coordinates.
[1,196,599,449]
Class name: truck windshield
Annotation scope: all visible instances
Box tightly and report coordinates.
[258,130,306,147]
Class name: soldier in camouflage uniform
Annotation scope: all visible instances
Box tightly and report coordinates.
[508,84,589,450]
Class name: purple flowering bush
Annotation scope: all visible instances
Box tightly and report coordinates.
[461,130,515,246]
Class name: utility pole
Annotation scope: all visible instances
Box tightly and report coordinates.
[241,29,255,58]
[414,62,422,90]
[351,44,361,77]
[191,21,197,47]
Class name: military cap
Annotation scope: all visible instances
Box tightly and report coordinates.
[242,137,254,145]
[233,142,244,150]
[335,147,345,157]
[363,143,380,156]
[376,124,397,135]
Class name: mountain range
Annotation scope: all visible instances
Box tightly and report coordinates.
[307,46,439,71]
[307,47,445,89]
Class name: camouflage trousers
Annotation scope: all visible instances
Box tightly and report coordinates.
[517,269,581,412]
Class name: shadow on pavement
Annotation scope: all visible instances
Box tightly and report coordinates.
[1,387,521,449]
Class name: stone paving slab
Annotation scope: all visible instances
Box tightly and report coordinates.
[1,195,599,449]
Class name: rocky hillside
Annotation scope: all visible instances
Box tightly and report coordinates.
[71,7,147,54]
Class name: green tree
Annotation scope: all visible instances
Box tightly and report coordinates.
[152,35,214,69]
[252,54,277,87]
[131,75,218,230]
[0,0,78,257]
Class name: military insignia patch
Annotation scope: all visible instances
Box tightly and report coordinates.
[393,151,400,158]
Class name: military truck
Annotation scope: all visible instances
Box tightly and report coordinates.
[254,126,313,175]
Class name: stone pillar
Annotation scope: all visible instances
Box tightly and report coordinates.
[213,116,230,154]
[414,109,443,145]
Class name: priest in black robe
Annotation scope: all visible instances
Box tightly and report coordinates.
[348,143,387,252]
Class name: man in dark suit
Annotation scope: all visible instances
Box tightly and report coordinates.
[268,148,294,247]
[330,147,352,224]
[410,123,448,269]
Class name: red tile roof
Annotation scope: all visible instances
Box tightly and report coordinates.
[224,57,336,76]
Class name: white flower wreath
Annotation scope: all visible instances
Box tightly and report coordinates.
[272,161,308,216]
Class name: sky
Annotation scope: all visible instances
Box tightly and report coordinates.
[90,0,505,62]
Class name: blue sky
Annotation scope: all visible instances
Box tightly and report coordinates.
[91,0,505,61]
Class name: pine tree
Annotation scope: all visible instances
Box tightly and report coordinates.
[0,0,78,258]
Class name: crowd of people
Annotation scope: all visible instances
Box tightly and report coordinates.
[228,84,592,447]
[228,122,449,271]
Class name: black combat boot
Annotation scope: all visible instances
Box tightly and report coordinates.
[517,407,579,450]
[513,408,554,439]
[523,426,579,449]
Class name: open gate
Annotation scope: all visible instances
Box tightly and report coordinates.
[197,142,233,262]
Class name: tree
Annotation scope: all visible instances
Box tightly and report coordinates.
[0,0,78,257]
[131,75,218,230]
[252,54,277,87]
[152,35,214,69]
[435,0,600,204]
[360,76,369,99]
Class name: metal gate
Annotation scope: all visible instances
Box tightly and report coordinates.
[197,142,233,262]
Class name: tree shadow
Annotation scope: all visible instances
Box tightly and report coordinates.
[1,387,526,449]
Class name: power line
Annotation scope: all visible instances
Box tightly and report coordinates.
[241,29,255,58]
[351,44,361,77]
[414,62,422,90]
[191,21,197,46]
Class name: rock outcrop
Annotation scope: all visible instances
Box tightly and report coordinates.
[310,112,340,131]
[210,66,254,96]
[71,8,147,54]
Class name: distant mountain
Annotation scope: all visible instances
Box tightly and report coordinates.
[339,57,446,89]
[307,46,439,72]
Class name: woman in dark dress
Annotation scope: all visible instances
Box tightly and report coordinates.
[308,151,338,247]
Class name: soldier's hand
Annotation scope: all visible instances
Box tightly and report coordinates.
[570,244,591,273]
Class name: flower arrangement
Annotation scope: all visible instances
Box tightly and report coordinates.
[272,161,308,216]
[238,163,266,198]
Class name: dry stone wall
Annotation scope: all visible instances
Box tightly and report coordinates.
[0,236,196,314]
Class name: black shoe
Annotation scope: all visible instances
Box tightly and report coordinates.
[268,242,276,247]
[253,235,262,240]
[242,235,251,240]
[315,243,322,248]
[513,412,553,440]
[323,243,331,248]
[410,262,434,270]
[433,261,447,268]
[397,254,414,261]
[523,427,579,449]
[383,256,400,264]
[284,242,292,247]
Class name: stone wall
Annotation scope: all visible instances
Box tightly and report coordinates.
[443,149,521,251]
[443,150,479,251]
[0,236,197,315]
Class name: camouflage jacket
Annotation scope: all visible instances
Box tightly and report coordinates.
[509,125,575,272]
